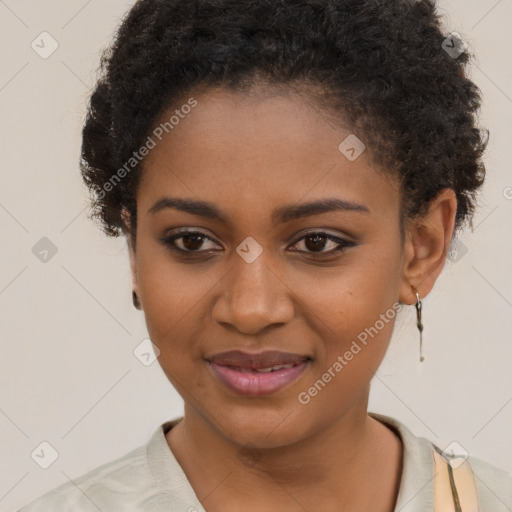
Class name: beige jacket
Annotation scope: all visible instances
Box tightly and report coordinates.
[17,412,512,511]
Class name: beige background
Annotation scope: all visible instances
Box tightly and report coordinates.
[1,0,511,510]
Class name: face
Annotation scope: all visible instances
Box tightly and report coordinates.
[128,86,407,449]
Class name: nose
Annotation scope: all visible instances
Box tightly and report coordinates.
[211,251,295,335]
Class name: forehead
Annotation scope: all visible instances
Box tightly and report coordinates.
[137,87,400,225]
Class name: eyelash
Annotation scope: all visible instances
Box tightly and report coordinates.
[160,229,356,259]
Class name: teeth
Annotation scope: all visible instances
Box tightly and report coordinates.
[228,363,299,373]
[255,363,295,373]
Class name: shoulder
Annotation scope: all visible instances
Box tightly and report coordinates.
[17,442,150,511]
[17,418,196,512]
[369,412,512,512]
[465,453,512,511]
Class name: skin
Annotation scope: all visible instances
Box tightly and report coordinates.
[123,85,457,511]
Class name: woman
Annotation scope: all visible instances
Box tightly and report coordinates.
[18,0,511,510]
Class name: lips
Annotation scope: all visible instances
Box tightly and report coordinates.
[206,350,311,396]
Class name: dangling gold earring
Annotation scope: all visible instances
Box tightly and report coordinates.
[413,287,424,362]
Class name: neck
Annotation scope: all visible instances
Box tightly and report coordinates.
[166,399,403,511]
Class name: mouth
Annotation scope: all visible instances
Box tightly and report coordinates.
[206,350,312,396]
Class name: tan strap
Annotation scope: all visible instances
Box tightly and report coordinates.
[433,447,480,512]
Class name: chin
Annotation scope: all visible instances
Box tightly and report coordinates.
[209,404,310,449]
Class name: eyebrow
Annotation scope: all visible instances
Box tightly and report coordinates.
[148,197,370,224]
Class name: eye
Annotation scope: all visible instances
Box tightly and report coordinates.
[160,230,222,254]
[160,229,356,259]
[289,232,356,257]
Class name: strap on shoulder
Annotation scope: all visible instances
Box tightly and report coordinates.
[433,446,480,512]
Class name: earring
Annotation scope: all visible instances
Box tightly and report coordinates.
[413,287,424,362]
[132,290,141,310]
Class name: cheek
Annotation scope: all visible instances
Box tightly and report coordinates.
[296,282,400,423]
[300,239,402,334]
[135,246,215,362]
[296,240,402,388]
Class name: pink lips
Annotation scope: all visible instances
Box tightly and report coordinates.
[207,350,311,396]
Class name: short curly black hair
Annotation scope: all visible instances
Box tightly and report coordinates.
[80,0,487,241]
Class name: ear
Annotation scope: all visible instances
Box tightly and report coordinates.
[399,189,457,305]
[121,208,140,306]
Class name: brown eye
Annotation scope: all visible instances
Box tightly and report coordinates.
[290,232,356,256]
[304,234,330,252]
[161,230,222,254]
[179,233,207,251]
